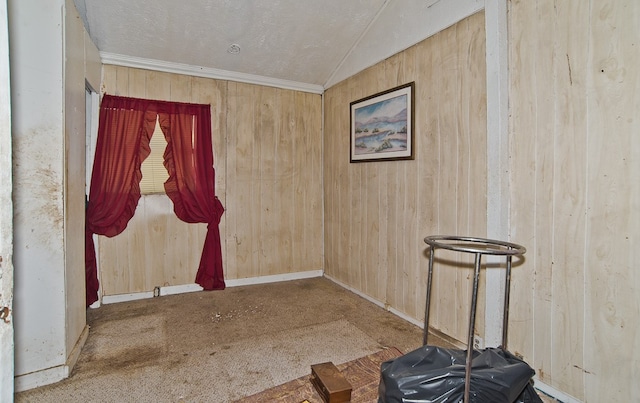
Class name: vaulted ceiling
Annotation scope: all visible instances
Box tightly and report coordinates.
[73,0,483,92]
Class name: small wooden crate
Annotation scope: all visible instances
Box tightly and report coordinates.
[310,362,352,403]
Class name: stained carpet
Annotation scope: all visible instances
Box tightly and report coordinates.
[15,278,428,402]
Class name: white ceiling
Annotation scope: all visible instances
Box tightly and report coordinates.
[74,0,483,92]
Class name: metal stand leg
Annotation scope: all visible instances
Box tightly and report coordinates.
[423,246,435,346]
[422,236,526,403]
[464,252,482,403]
[502,255,513,349]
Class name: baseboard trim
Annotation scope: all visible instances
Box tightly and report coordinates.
[324,275,387,308]
[324,274,420,325]
[14,324,91,392]
[102,291,154,305]
[66,325,89,375]
[158,283,203,296]
[14,364,68,393]
[533,378,582,403]
[100,270,324,305]
[324,274,577,403]
[226,270,323,287]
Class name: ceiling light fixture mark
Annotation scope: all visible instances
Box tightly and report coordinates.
[227,44,241,54]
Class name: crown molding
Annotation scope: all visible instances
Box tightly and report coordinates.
[100,52,325,95]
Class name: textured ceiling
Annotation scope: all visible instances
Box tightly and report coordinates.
[74,0,484,90]
[75,0,388,87]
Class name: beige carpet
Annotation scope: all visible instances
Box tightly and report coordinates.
[15,278,422,403]
[15,277,555,402]
[16,320,380,402]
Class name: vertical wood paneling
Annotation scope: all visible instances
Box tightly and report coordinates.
[414,37,437,321]
[466,17,488,337]
[304,92,323,270]
[529,0,556,385]
[323,88,335,282]
[292,91,307,272]
[225,83,323,279]
[437,23,463,340]
[169,73,192,103]
[428,25,448,331]
[456,20,471,339]
[345,77,359,291]
[332,80,348,288]
[398,45,419,319]
[324,12,487,345]
[382,53,400,312]
[583,1,639,401]
[98,67,322,295]
[455,21,473,340]
[510,0,581,396]
[551,1,588,396]
[278,89,294,273]
[146,71,171,100]
[128,68,146,98]
[510,0,640,401]
[226,82,256,278]
[101,66,116,95]
[508,0,547,378]
[258,86,277,276]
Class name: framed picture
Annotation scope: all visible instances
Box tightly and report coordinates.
[350,82,415,162]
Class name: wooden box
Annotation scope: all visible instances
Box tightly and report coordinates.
[310,362,352,403]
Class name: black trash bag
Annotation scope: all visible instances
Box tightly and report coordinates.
[378,346,543,403]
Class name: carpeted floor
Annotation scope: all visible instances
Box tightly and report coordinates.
[15,277,438,402]
[15,277,555,402]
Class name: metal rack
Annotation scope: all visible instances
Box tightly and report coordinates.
[422,235,526,403]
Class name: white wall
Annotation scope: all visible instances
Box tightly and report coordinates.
[10,0,67,380]
[9,0,101,390]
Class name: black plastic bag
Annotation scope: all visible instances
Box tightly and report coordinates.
[378,346,542,403]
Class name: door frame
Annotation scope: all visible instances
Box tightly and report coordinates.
[0,0,15,399]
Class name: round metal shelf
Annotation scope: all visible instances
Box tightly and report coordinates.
[423,235,526,256]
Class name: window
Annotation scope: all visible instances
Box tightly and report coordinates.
[86,94,226,301]
[139,117,169,194]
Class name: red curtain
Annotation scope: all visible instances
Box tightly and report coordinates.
[85,95,155,306]
[85,95,224,306]
[158,103,225,290]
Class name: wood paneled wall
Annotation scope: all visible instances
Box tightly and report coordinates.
[99,67,323,295]
[225,82,323,278]
[324,12,487,345]
[96,3,640,400]
[509,1,640,401]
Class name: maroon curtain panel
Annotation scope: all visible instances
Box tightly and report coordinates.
[85,95,224,306]
[86,95,155,306]
[158,103,225,290]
